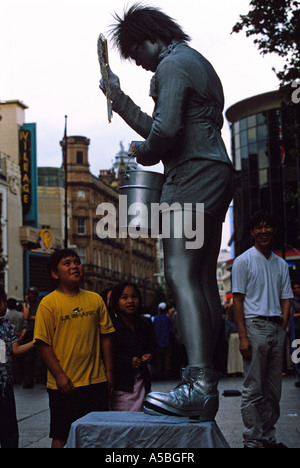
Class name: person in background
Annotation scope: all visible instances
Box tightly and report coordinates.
[22,287,40,388]
[109,282,156,411]
[5,298,26,339]
[0,286,34,448]
[101,287,113,310]
[5,298,26,384]
[232,211,293,448]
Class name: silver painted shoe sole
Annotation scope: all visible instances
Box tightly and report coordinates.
[143,393,219,421]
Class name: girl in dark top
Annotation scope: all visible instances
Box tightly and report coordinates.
[109,282,156,411]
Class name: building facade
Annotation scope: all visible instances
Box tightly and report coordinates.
[0,101,27,298]
[226,90,300,272]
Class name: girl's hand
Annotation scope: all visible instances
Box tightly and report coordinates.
[141,354,152,364]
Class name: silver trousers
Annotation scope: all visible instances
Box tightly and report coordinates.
[163,212,223,368]
[242,318,285,448]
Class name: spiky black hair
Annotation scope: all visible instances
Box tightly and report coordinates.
[109,3,191,59]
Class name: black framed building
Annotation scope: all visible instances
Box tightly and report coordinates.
[226,90,300,273]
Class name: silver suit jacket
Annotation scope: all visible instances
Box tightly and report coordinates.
[112,41,232,175]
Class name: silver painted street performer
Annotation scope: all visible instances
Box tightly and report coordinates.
[100,3,234,420]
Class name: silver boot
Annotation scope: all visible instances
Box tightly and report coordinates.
[143,366,220,420]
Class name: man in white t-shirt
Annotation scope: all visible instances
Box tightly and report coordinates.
[232,211,293,448]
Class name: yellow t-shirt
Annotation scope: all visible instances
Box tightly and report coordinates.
[33,289,115,390]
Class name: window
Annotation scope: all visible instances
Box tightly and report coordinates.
[76,151,83,164]
[240,130,248,147]
[248,127,257,145]
[257,124,268,141]
[234,132,240,150]
[77,190,85,199]
[78,247,86,265]
[77,218,85,235]
[259,169,268,187]
[247,115,256,128]
[235,148,241,171]
[240,118,247,131]
[258,141,269,169]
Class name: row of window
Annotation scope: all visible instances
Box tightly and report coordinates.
[76,217,154,254]
[234,124,268,150]
[232,113,269,172]
[77,246,155,280]
[233,113,267,134]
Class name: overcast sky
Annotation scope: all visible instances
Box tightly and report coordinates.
[1,0,284,248]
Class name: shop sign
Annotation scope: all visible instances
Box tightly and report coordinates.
[19,129,32,214]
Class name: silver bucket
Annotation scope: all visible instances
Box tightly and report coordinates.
[119,170,165,236]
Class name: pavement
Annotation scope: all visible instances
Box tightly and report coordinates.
[14,374,300,449]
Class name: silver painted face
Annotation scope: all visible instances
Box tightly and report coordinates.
[129,40,163,72]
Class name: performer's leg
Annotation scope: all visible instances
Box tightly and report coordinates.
[198,215,223,350]
[143,212,222,418]
[163,212,222,368]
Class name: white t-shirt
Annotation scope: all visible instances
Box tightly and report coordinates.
[232,246,293,318]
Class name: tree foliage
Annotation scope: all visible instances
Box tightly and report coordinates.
[232,0,300,86]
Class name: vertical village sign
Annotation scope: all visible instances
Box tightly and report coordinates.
[19,129,32,214]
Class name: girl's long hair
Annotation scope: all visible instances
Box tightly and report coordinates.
[109,281,143,316]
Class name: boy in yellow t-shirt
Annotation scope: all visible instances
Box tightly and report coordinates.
[34,249,115,448]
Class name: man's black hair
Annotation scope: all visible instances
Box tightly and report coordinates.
[48,248,80,274]
[109,3,191,59]
[248,211,277,231]
[7,298,17,310]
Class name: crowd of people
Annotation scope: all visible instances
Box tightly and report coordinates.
[1,241,299,449]
[0,248,189,448]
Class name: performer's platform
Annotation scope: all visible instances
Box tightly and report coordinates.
[65,411,230,448]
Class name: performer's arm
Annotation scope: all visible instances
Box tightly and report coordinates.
[100,67,153,139]
[133,60,190,166]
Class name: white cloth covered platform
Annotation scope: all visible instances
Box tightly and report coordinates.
[65,411,230,448]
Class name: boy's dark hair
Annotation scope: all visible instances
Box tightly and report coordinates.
[249,211,277,231]
[7,298,17,310]
[0,285,6,303]
[109,3,190,59]
[109,282,143,316]
[48,248,80,274]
